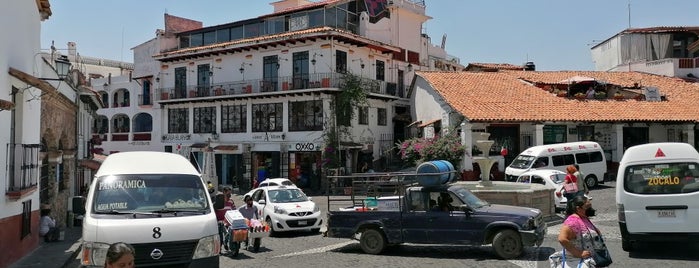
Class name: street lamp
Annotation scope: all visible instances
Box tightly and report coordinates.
[40,56,72,81]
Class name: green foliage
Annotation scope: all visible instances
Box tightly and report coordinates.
[322,73,369,168]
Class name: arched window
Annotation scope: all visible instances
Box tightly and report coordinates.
[133,113,153,132]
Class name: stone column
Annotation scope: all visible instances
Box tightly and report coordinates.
[460,122,473,171]
[535,124,545,146]
[685,124,695,147]
[613,124,624,162]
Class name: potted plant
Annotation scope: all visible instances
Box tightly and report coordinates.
[613,93,624,100]
[555,90,568,97]
[574,92,586,99]
[594,91,607,99]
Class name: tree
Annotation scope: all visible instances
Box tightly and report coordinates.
[397,129,467,168]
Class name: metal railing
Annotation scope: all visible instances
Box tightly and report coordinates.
[156,72,406,101]
[138,94,152,106]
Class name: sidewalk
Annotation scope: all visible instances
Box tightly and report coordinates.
[10,225,82,268]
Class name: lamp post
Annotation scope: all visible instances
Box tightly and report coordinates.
[40,56,72,81]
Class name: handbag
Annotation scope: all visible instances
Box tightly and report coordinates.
[560,248,584,268]
[563,180,578,193]
[582,220,613,267]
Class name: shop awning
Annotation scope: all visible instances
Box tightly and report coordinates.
[406,120,421,128]
[418,118,441,128]
[214,145,239,151]
[190,143,208,148]
[79,159,102,170]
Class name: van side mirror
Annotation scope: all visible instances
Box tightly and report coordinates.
[258,199,266,205]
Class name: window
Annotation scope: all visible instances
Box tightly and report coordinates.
[252,103,283,132]
[21,200,31,238]
[190,33,203,47]
[168,108,189,133]
[179,35,190,48]
[203,31,216,45]
[193,107,216,134]
[263,56,279,92]
[7,144,40,192]
[222,104,247,133]
[336,50,347,73]
[358,106,369,125]
[174,67,187,98]
[266,17,285,34]
[623,162,699,194]
[244,22,264,38]
[216,28,230,43]
[133,113,153,132]
[375,60,385,81]
[289,100,323,131]
[377,108,387,126]
[552,154,575,167]
[575,151,603,164]
[309,9,324,27]
[231,26,244,40]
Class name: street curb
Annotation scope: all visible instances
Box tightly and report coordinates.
[61,242,82,268]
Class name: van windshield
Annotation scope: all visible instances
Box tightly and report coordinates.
[92,174,209,213]
[509,155,536,169]
[623,162,699,195]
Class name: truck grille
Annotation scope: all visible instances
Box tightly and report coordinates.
[131,240,197,267]
[289,211,312,217]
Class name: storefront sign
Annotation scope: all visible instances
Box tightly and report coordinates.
[162,134,192,141]
[289,142,321,151]
[252,133,283,141]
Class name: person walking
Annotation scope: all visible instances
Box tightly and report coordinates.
[563,165,579,202]
[215,186,235,251]
[574,164,590,197]
[549,195,611,267]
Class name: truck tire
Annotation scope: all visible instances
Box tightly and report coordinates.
[585,175,598,188]
[360,228,386,254]
[492,229,522,259]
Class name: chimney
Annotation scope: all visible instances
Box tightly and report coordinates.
[524,62,536,71]
[67,42,77,56]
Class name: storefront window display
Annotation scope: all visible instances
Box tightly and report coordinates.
[289,152,322,189]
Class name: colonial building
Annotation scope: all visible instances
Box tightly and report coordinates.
[94,0,463,194]
[1,1,53,266]
[591,26,699,79]
[411,69,699,178]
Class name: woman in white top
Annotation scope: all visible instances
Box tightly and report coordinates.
[40,208,60,242]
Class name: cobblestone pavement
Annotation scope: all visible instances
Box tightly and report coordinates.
[220,183,699,268]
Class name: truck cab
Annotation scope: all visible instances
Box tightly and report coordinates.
[326,180,547,259]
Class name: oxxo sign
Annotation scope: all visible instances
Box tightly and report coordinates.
[293,143,319,151]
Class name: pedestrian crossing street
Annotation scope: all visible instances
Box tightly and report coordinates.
[545,212,621,240]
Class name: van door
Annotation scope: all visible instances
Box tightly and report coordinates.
[621,162,699,233]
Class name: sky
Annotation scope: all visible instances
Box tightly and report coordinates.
[41,0,699,71]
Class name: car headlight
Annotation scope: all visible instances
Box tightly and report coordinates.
[193,234,219,259]
[274,206,288,214]
[82,242,110,266]
[313,205,320,213]
[523,217,536,230]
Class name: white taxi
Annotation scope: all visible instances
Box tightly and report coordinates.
[247,185,322,235]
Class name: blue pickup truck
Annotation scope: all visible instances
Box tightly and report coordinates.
[326,182,547,259]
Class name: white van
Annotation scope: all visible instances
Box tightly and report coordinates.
[81,151,219,267]
[505,141,607,187]
[616,142,699,252]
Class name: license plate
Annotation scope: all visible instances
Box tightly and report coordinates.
[298,220,307,225]
[657,210,676,218]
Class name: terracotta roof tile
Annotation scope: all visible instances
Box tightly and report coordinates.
[417,70,699,123]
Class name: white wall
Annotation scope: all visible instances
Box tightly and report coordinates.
[591,36,622,71]
[0,0,44,218]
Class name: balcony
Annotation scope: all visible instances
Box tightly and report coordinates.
[156,72,407,101]
[138,93,152,106]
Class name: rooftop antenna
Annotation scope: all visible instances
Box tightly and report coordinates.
[628,0,632,29]
[627,0,632,71]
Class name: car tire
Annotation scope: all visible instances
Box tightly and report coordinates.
[492,229,523,259]
[359,228,386,255]
[585,175,598,188]
[266,217,276,237]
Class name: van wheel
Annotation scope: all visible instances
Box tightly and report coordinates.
[585,175,598,188]
[492,229,522,259]
[360,228,386,254]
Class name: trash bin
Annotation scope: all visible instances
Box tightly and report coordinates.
[66,211,74,229]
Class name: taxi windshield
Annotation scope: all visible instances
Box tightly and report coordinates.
[92,174,209,213]
[623,162,699,195]
[268,188,308,203]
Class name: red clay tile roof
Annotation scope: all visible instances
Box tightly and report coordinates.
[465,63,523,71]
[417,70,699,123]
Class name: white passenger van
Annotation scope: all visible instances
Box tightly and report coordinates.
[616,142,699,252]
[505,141,607,187]
[81,152,219,267]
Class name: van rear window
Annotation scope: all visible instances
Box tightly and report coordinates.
[623,163,699,194]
